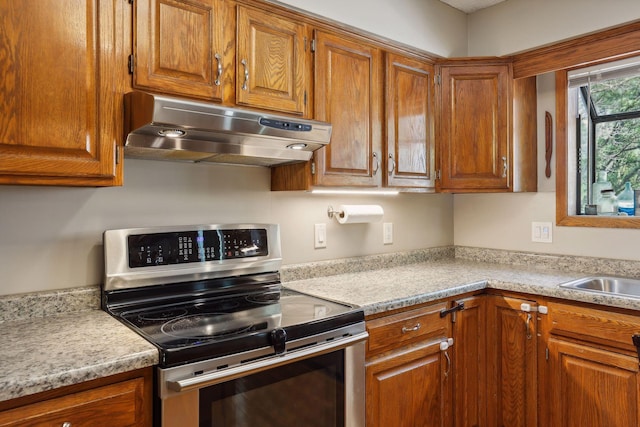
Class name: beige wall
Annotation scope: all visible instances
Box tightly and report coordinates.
[277,0,468,57]
[454,0,640,261]
[0,160,453,295]
[467,0,640,56]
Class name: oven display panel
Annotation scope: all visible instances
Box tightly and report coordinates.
[127,229,268,268]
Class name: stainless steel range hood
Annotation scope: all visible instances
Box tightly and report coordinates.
[123,91,332,167]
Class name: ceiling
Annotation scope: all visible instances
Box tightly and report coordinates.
[439,0,507,13]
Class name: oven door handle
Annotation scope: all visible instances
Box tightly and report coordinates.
[168,332,369,393]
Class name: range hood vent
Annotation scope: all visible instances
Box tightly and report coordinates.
[123,91,332,167]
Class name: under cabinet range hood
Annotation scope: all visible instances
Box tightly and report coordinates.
[123,91,332,167]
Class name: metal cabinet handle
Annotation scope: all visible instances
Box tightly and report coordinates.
[241,59,249,91]
[525,313,532,340]
[62,423,72,427]
[444,350,451,377]
[401,322,420,333]
[388,153,396,175]
[372,152,379,175]
[214,53,222,86]
[502,156,508,178]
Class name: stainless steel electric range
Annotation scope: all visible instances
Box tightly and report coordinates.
[102,224,367,427]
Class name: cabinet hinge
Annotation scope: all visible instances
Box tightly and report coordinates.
[128,54,134,74]
[115,144,120,165]
[545,347,549,361]
[435,169,441,180]
[435,74,441,85]
[310,39,316,53]
[304,37,308,52]
[304,90,307,106]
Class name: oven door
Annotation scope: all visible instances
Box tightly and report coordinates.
[159,330,368,427]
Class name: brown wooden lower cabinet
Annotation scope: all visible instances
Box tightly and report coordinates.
[452,295,486,427]
[486,295,538,427]
[541,300,640,427]
[0,368,152,427]
[365,293,640,427]
[546,337,640,427]
[366,340,450,427]
[365,302,452,427]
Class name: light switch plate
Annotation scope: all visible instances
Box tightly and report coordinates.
[314,223,327,249]
[531,221,553,243]
[383,222,393,245]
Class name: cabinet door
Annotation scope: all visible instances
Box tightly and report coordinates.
[547,337,640,427]
[236,6,307,115]
[486,295,537,427]
[438,63,510,192]
[366,340,451,427]
[451,296,486,427]
[134,0,229,101]
[0,0,123,186]
[385,53,436,189]
[313,30,383,187]
[0,377,149,427]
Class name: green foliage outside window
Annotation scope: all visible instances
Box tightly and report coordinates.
[590,76,640,193]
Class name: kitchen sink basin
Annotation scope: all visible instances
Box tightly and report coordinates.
[560,276,640,299]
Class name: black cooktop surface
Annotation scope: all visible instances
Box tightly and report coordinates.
[105,279,363,367]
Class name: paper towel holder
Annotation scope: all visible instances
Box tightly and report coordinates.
[327,206,344,220]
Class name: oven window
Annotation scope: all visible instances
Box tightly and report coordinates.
[199,351,345,427]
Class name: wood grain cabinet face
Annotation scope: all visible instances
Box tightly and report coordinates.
[313,30,383,188]
[0,375,151,427]
[542,301,640,427]
[486,295,538,427]
[546,337,640,427]
[451,296,486,427]
[236,6,308,115]
[438,63,511,192]
[366,341,449,427]
[0,0,124,186]
[365,302,451,427]
[134,0,227,101]
[385,54,436,190]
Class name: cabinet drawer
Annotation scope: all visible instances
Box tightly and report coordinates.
[548,301,640,352]
[366,302,449,356]
[0,377,146,427]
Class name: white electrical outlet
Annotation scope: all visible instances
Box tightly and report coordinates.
[314,223,327,249]
[531,221,553,243]
[383,222,393,245]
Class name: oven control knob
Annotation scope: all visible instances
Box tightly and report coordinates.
[270,328,287,354]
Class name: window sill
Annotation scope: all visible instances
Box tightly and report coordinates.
[557,214,640,229]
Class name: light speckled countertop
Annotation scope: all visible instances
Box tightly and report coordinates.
[2,246,640,404]
[0,309,158,402]
[283,247,640,316]
[284,258,640,316]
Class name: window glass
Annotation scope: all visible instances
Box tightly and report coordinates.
[568,57,640,215]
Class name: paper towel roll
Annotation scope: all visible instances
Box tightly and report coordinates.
[336,205,384,224]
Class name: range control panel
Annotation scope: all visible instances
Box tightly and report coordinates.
[127,228,268,268]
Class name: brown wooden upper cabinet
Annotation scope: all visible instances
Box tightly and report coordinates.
[236,6,309,115]
[312,30,383,188]
[271,44,438,191]
[437,60,537,193]
[133,0,308,116]
[133,0,230,102]
[385,53,436,190]
[0,0,125,186]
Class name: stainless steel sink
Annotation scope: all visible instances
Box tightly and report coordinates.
[560,276,640,298]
